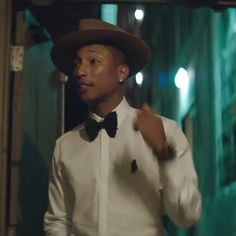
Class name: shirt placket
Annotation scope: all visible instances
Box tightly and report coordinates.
[98,129,109,236]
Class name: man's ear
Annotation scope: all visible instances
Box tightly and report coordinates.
[118,64,129,82]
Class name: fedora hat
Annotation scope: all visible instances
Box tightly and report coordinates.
[51,18,151,78]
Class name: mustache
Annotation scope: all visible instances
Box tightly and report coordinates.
[72,76,95,86]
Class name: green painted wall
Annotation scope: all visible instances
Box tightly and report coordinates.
[142,5,236,236]
[19,12,61,236]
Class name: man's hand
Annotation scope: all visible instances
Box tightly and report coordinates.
[133,104,167,158]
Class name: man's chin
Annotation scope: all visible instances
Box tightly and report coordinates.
[78,94,96,105]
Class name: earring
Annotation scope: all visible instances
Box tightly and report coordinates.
[119,79,124,84]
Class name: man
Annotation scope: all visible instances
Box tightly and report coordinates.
[44,18,201,236]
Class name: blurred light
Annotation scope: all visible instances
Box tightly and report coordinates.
[134,9,144,21]
[101,4,118,25]
[136,72,143,85]
[174,67,189,89]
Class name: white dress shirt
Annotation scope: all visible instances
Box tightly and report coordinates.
[44,98,201,236]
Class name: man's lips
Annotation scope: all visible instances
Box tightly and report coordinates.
[77,82,94,90]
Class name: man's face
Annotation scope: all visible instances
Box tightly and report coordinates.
[73,44,128,106]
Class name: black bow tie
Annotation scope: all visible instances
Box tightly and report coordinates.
[85,112,118,141]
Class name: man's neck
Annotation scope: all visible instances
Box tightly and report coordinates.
[90,96,123,118]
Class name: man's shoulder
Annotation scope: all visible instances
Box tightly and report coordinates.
[127,103,179,128]
[127,105,138,115]
[161,116,178,127]
[56,123,85,144]
[160,116,188,148]
[161,116,181,136]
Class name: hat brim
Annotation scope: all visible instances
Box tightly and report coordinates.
[51,29,150,78]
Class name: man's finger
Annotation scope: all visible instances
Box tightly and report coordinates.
[141,103,151,112]
[141,103,162,117]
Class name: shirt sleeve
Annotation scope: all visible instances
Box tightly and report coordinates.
[159,121,202,228]
[44,140,73,236]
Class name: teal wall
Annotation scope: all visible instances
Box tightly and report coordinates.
[142,5,236,236]
[19,12,61,236]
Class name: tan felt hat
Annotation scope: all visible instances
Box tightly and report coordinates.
[51,18,151,78]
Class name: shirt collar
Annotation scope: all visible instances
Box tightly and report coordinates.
[89,97,130,128]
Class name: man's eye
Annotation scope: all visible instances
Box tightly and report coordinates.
[90,59,99,65]
[73,62,80,68]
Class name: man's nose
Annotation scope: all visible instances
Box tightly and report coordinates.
[73,62,87,78]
